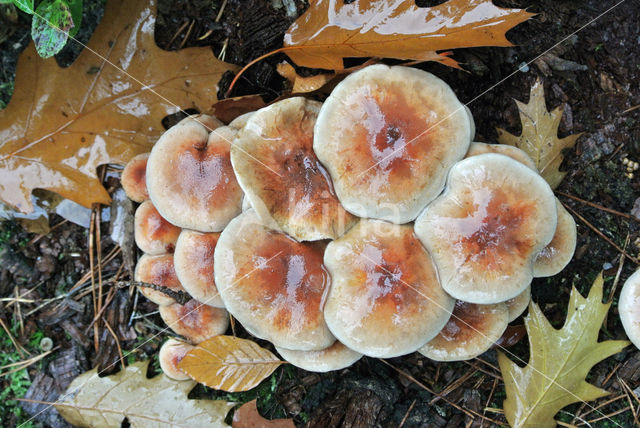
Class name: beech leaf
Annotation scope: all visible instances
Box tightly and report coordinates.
[497,274,629,428]
[283,0,533,70]
[55,360,234,428]
[178,335,285,393]
[497,78,582,189]
[0,0,234,213]
[232,399,295,428]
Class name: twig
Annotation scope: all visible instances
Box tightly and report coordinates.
[167,20,189,48]
[112,281,192,305]
[0,317,27,357]
[103,319,125,371]
[556,191,639,223]
[398,399,416,428]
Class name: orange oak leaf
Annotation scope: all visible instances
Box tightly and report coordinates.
[283,0,533,70]
[232,400,295,428]
[0,0,234,213]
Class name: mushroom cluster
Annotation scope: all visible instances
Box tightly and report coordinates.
[122,65,576,377]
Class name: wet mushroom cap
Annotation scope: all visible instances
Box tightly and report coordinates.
[175,113,224,132]
[505,286,531,322]
[533,199,577,277]
[146,122,243,232]
[275,341,362,373]
[134,254,186,306]
[323,219,454,358]
[418,301,508,361]
[619,270,640,349]
[134,200,181,255]
[465,142,536,171]
[228,112,254,130]
[159,299,229,343]
[159,338,194,381]
[415,154,557,304]
[214,210,335,351]
[314,64,471,223]
[174,229,224,308]
[232,97,357,241]
[121,153,150,203]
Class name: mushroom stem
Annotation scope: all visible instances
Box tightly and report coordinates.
[113,280,192,305]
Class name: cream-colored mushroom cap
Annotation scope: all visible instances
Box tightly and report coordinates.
[275,341,362,373]
[465,142,536,170]
[533,199,577,277]
[159,338,194,381]
[175,113,224,131]
[323,219,454,358]
[174,229,224,308]
[134,201,181,255]
[134,254,186,306]
[314,64,471,223]
[505,286,531,322]
[159,299,229,343]
[214,210,334,351]
[620,270,640,349]
[146,122,243,232]
[415,154,557,304]
[121,153,149,203]
[228,112,254,130]
[419,301,508,361]
[232,97,356,241]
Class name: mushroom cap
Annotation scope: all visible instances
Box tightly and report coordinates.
[214,210,335,351]
[121,153,150,203]
[176,113,224,132]
[313,64,471,223]
[159,338,194,381]
[533,199,577,277]
[619,270,640,349]
[323,219,454,358]
[146,122,243,232]
[232,97,356,241]
[228,112,254,130]
[134,254,186,306]
[465,142,536,171]
[418,301,508,361]
[464,106,476,142]
[415,154,557,304]
[174,229,224,308]
[275,341,362,373]
[505,286,531,322]
[134,201,181,255]
[159,299,229,343]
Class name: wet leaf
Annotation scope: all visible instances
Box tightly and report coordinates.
[55,360,234,427]
[178,335,285,392]
[12,0,34,14]
[497,78,582,189]
[210,95,267,124]
[0,0,234,214]
[32,0,73,58]
[497,274,629,428]
[283,0,533,70]
[276,62,334,94]
[232,399,295,428]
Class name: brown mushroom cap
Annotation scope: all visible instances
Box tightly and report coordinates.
[159,338,194,381]
[619,270,640,349]
[146,122,243,232]
[174,229,224,308]
[159,299,229,343]
[505,286,531,322]
[418,301,508,361]
[533,199,577,277]
[121,153,150,203]
[275,341,362,373]
[214,210,335,351]
[323,219,454,358]
[314,64,471,223]
[232,97,357,241]
[465,142,536,171]
[415,154,557,304]
[134,254,186,306]
[134,201,181,255]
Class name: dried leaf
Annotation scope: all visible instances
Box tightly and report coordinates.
[276,62,334,94]
[0,0,235,214]
[232,399,295,428]
[178,335,285,393]
[55,360,234,428]
[497,274,629,428]
[210,95,267,124]
[497,79,582,189]
[283,0,533,70]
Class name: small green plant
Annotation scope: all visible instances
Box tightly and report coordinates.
[0,0,83,58]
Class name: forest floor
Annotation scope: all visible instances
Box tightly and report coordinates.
[0,0,639,427]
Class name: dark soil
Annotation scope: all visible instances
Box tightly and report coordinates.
[1,0,640,427]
